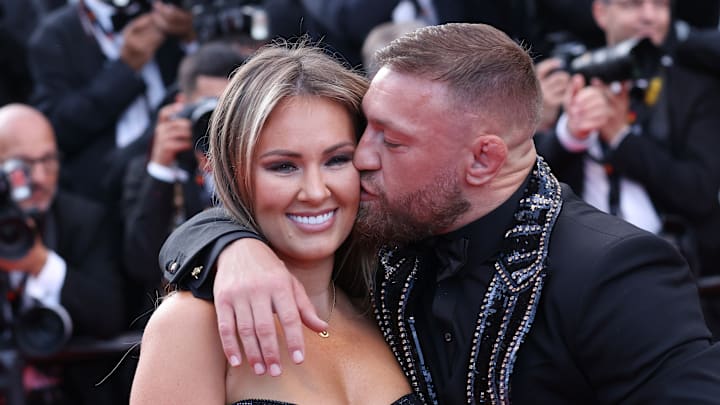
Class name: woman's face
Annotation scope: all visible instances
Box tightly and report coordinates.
[251,96,360,266]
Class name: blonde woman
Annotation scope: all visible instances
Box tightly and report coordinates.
[130,42,420,405]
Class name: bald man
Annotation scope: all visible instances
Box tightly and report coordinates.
[0,104,126,339]
[0,104,131,403]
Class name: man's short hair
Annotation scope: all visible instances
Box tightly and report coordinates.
[375,23,542,137]
[361,20,426,76]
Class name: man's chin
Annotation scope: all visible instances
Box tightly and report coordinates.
[355,205,381,244]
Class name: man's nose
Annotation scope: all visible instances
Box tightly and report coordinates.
[30,162,50,183]
[353,131,380,172]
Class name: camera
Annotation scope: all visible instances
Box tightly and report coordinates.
[0,283,73,357]
[0,160,73,356]
[173,97,218,172]
[161,0,269,43]
[106,0,269,42]
[0,159,72,356]
[0,159,34,260]
[554,37,663,83]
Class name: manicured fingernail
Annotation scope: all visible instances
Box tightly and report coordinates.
[292,350,304,363]
[230,356,240,367]
[269,364,282,376]
[253,363,266,375]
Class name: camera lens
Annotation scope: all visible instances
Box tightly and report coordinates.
[0,216,34,260]
[14,305,73,357]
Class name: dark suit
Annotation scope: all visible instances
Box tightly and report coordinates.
[122,155,207,325]
[511,187,719,404]
[158,181,720,404]
[23,192,130,405]
[26,3,184,204]
[46,190,126,337]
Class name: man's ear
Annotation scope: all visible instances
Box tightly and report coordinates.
[466,135,507,186]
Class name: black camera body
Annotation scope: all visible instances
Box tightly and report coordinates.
[0,159,34,260]
[182,0,269,43]
[0,160,72,356]
[0,279,73,357]
[173,97,218,173]
[554,37,663,83]
[106,0,268,42]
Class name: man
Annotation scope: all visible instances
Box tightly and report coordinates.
[27,0,195,206]
[160,24,720,403]
[0,104,126,403]
[534,0,720,332]
[122,42,245,325]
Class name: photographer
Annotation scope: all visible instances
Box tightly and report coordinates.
[27,0,195,210]
[0,104,126,403]
[122,42,246,326]
[535,0,720,334]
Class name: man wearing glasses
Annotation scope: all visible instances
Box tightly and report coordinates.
[537,0,720,334]
[0,104,127,403]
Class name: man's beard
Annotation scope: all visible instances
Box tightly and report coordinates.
[355,170,470,246]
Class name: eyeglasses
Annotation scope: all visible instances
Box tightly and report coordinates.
[607,0,670,10]
[5,153,61,173]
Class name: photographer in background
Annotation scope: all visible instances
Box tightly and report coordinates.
[122,42,246,327]
[0,104,126,404]
[535,0,720,335]
[27,0,195,210]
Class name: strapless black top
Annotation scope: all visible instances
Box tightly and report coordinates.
[232,392,422,405]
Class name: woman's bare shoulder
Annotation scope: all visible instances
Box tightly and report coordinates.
[140,291,222,359]
[131,291,227,404]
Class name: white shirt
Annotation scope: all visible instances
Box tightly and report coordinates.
[555,113,662,233]
[9,251,67,310]
[82,0,166,148]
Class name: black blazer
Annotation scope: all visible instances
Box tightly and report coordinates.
[122,155,206,290]
[506,186,719,404]
[48,191,126,338]
[27,4,184,203]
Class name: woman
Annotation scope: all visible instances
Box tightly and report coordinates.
[129,42,421,404]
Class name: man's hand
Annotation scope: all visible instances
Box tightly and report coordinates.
[597,81,631,145]
[120,13,166,71]
[0,234,49,276]
[213,239,327,376]
[150,102,193,167]
[564,74,612,140]
[152,1,196,42]
[536,58,570,131]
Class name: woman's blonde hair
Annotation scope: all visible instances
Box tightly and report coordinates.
[209,40,374,302]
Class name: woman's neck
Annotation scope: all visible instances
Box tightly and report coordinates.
[282,256,336,316]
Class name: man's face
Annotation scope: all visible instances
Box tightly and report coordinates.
[594,0,671,46]
[0,117,59,213]
[353,67,470,244]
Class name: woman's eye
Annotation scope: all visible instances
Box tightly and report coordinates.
[267,162,297,173]
[327,154,353,166]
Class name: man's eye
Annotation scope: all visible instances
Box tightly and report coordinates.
[383,140,401,148]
